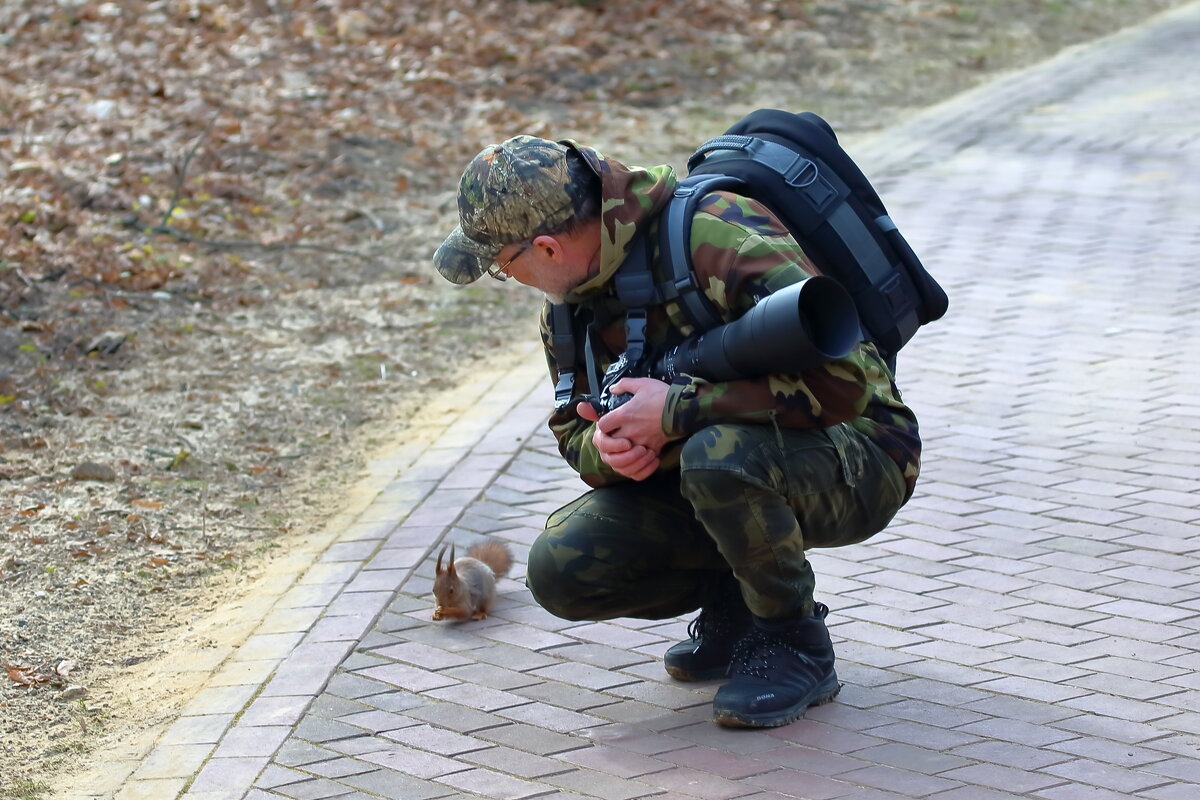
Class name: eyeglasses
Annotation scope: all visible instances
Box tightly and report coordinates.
[487,242,530,282]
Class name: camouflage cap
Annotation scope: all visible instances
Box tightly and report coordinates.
[434,135,579,285]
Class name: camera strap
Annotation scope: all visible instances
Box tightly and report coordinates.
[549,303,578,412]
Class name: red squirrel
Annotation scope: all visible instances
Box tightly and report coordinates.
[432,539,513,621]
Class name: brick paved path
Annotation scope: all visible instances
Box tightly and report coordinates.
[104,4,1200,799]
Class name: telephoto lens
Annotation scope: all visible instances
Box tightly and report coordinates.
[655,276,860,382]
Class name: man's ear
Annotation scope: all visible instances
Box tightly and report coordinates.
[531,234,564,263]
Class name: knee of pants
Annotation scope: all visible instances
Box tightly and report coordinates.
[526,532,594,622]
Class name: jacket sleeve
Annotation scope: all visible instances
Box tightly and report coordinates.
[538,303,642,488]
[660,204,878,437]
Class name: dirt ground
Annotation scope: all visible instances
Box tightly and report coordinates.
[0,1,1189,797]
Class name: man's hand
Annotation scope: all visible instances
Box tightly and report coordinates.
[576,377,676,481]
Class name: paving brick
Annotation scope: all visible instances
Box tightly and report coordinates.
[942,763,1067,794]
[542,767,659,800]
[306,614,376,643]
[983,655,1094,684]
[466,641,565,672]
[659,745,784,780]
[838,764,964,797]
[552,743,671,779]
[292,715,368,745]
[320,736,394,758]
[1071,655,1188,683]
[1033,784,1145,800]
[254,763,309,790]
[356,744,472,779]
[1142,756,1200,784]
[131,744,216,780]
[189,756,271,792]
[969,676,1091,705]
[529,662,641,691]
[632,765,759,800]
[114,778,190,800]
[435,767,550,799]
[890,659,999,689]
[443,661,544,691]
[270,776,357,799]
[960,694,1080,726]
[515,679,622,712]
[1043,758,1173,794]
[324,671,401,701]
[335,709,417,735]
[950,740,1073,772]
[472,722,590,756]
[933,786,1052,800]
[1139,785,1200,800]
[901,638,1011,668]
[424,682,530,712]
[396,701,506,736]
[272,739,344,768]
[302,758,377,779]
[357,662,461,693]
[458,744,576,779]
[495,701,606,733]
[1060,692,1178,723]
[863,721,982,751]
[215,725,292,759]
[835,683,906,711]
[181,684,261,717]
[602,679,715,710]
[574,724,693,756]
[336,768,452,800]
[308,694,372,720]
[766,719,889,753]
[380,723,493,757]
[160,714,237,746]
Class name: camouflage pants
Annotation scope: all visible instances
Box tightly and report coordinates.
[526,422,906,622]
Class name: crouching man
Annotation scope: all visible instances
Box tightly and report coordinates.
[432,134,919,728]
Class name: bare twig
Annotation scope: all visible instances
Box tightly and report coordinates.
[349,205,385,233]
[201,485,208,550]
[160,111,221,229]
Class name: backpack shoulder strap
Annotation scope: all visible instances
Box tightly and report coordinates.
[657,175,741,333]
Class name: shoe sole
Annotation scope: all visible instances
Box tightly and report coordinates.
[664,663,729,682]
[712,673,842,728]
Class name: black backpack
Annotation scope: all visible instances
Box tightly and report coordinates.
[549,109,948,410]
[654,108,947,366]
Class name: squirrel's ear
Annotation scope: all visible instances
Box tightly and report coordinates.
[436,544,448,574]
[448,543,457,575]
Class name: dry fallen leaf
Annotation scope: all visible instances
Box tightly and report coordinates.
[5,664,53,687]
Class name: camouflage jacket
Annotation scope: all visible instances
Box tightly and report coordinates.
[538,142,921,498]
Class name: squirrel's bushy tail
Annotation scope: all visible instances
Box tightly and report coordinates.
[467,539,513,578]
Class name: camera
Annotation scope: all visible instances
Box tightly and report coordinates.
[586,276,861,416]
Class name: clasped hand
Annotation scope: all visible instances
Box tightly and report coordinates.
[576,377,675,481]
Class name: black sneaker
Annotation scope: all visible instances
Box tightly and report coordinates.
[663,577,751,682]
[712,604,840,728]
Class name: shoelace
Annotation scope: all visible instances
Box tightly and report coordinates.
[686,606,720,642]
[729,628,814,680]
[687,600,736,643]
